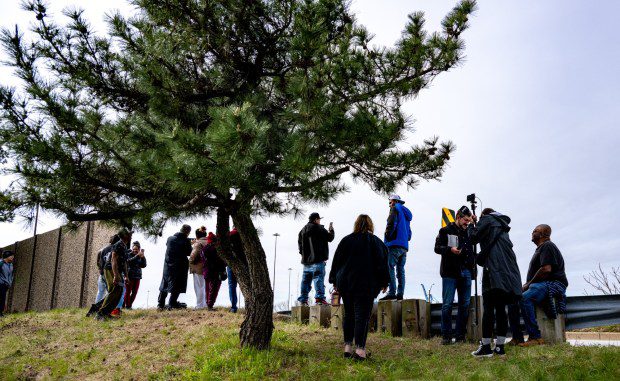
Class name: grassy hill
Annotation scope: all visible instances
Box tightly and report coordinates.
[0,308,618,380]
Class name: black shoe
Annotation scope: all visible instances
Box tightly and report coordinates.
[85,304,98,317]
[230,308,238,313]
[299,301,309,307]
[379,295,397,301]
[344,352,353,359]
[494,344,506,356]
[396,295,404,301]
[442,337,453,345]
[471,343,493,358]
[169,303,186,310]
[94,313,107,321]
[352,352,371,361]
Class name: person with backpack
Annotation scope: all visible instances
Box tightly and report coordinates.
[189,229,208,309]
[92,228,132,320]
[0,250,15,317]
[94,235,120,305]
[381,194,413,301]
[203,232,227,310]
[469,208,522,357]
[123,241,147,310]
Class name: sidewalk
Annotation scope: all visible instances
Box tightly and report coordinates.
[566,332,620,347]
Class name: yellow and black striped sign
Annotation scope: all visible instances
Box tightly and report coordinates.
[441,208,456,228]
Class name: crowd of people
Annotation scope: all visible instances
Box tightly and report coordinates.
[86,224,244,320]
[299,194,568,360]
[0,193,569,362]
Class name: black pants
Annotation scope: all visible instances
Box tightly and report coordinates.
[158,291,180,308]
[482,290,509,338]
[341,293,374,349]
[508,303,524,341]
[0,284,8,314]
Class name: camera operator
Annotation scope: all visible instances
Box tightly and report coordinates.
[469,208,522,357]
[434,206,475,345]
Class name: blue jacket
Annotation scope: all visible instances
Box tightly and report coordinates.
[0,260,13,286]
[384,203,413,250]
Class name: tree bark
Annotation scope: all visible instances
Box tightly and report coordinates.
[215,206,274,349]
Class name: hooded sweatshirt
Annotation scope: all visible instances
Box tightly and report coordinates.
[384,202,413,250]
[0,260,13,286]
[469,212,522,300]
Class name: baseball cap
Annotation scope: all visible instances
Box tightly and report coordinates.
[117,227,134,238]
[389,194,405,204]
[309,212,323,221]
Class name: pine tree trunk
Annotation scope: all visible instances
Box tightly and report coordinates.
[216,206,274,349]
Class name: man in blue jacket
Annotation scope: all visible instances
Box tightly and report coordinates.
[381,194,413,300]
[0,250,14,317]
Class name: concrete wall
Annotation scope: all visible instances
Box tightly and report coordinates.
[3,221,116,313]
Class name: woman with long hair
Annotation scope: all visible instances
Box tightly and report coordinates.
[329,214,390,360]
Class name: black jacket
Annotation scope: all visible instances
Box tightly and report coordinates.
[328,232,390,297]
[127,253,147,279]
[298,222,335,265]
[470,213,522,301]
[434,222,475,278]
[159,232,192,293]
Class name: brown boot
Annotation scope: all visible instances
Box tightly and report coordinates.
[518,338,545,347]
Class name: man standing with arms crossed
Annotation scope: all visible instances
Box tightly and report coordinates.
[381,194,412,301]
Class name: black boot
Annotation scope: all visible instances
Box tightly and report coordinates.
[157,291,168,310]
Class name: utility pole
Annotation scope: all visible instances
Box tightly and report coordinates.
[287,268,292,310]
[272,233,280,294]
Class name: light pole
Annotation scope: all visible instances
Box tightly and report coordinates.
[287,268,292,310]
[272,233,280,294]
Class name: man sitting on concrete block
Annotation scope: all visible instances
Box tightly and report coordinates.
[519,224,568,347]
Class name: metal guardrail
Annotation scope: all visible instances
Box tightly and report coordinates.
[429,294,620,335]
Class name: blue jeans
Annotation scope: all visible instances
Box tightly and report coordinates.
[387,246,407,296]
[227,267,238,311]
[441,269,472,339]
[297,262,326,302]
[95,274,107,304]
[116,282,126,309]
[520,282,548,339]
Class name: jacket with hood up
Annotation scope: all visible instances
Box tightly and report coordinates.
[469,212,522,301]
[384,202,413,250]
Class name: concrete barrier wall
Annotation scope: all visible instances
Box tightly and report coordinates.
[11,237,35,312]
[2,222,116,313]
[29,229,61,311]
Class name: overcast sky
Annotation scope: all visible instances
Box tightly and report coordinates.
[1,0,619,310]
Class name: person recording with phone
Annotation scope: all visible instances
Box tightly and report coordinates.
[124,241,147,309]
[297,212,335,306]
[434,206,475,345]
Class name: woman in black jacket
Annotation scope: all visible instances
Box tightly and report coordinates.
[329,214,390,360]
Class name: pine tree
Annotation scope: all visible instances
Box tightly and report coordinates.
[0,0,476,348]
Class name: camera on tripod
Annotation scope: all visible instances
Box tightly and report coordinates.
[466,193,476,204]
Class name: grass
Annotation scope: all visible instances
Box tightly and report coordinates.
[575,324,620,333]
[0,308,619,380]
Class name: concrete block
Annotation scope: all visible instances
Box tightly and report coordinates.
[291,305,310,324]
[401,299,422,337]
[309,304,331,327]
[330,305,344,331]
[378,300,402,337]
[535,306,566,344]
[29,229,61,311]
[466,296,483,342]
[417,300,431,339]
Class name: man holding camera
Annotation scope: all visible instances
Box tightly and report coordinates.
[434,206,475,345]
[381,194,412,301]
[297,212,335,306]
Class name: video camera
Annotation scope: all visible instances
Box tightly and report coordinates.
[466,193,476,204]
